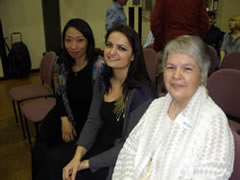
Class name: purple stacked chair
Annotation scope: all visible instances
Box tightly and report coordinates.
[220,51,240,70]
[21,97,56,146]
[8,51,56,138]
[208,45,217,76]
[143,48,159,88]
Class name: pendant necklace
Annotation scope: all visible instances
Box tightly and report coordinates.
[73,59,87,77]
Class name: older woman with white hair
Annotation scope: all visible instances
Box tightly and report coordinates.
[112,35,234,180]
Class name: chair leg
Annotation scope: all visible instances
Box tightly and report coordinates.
[17,102,26,139]
[12,100,19,123]
[23,116,32,146]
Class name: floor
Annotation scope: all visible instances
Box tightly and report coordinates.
[0,72,41,180]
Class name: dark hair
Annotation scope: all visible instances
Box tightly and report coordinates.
[102,25,151,95]
[61,18,97,70]
[208,11,216,18]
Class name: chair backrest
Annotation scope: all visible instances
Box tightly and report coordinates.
[143,48,159,86]
[40,51,56,92]
[208,45,217,76]
[207,69,240,118]
[207,69,240,180]
[229,130,240,180]
[220,51,240,70]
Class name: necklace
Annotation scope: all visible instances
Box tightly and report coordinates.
[73,60,88,77]
[114,95,125,121]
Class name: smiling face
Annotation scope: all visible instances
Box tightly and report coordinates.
[104,31,134,72]
[164,52,202,104]
[64,27,88,61]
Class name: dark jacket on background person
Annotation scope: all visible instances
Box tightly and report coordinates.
[204,25,225,56]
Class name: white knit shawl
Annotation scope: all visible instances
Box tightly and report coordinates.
[112,86,234,180]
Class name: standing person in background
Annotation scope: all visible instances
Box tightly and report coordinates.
[220,15,240,63]
[204,11,225,60]
[32,18,103,180]
[63,25,156,180]
[151,0,209,52]
[106,0,128,31]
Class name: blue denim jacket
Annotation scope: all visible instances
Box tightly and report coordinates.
[221,32,240,54]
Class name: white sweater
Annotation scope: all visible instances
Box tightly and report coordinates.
[112,86,234,180]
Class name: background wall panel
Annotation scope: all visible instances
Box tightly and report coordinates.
[0,0,45,70]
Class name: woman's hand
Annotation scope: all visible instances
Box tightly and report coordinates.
[61,117,77,143]
[63,157,81,180]
[63,146,88,180]
[79,160,89,171]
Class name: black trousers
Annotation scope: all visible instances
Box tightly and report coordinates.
[32,142,109,180]
[31,105,76,180]
[32,142,76,180]
[31,106,108,180]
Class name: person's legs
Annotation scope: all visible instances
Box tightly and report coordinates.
[31,132,62,180]
[36,143,76,180]
[31,141,48,180]
[74,149,109,180]
[37,105,62,145]
[32,106,63,179]
[75,167,109,180]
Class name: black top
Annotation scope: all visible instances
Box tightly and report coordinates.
[77,100,124,179]
[66,63,93,134]
[85,100,124,157]
[204,25,225,56]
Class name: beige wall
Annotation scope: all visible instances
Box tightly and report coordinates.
[216,0,240,32]
[60,0,112,49]
[0,0,152,71]
[0,0,239,71]
[60,0,150,48]
[0,0,45,70]
[60,0,151,49]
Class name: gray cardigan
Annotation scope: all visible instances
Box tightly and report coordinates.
[75,76,156,179]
